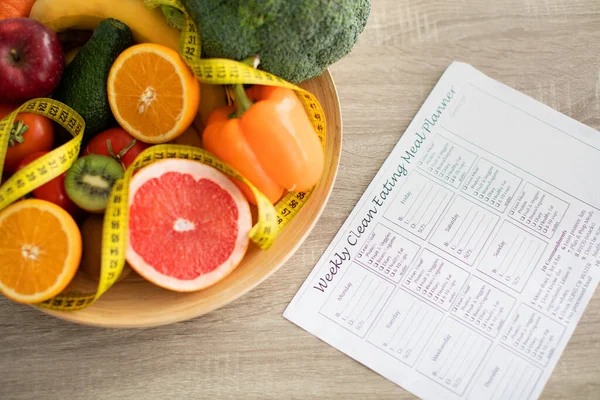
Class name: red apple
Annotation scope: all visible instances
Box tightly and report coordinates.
[0,18,65,103]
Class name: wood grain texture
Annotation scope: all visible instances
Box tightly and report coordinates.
[2,0,600,398]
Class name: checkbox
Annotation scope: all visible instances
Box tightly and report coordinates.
[445,176,449,180]
[521,216,525,221]
[538,226,542,230]
[495,203,500,207]
[485,197,489,201]
[532,223,536,227]
[509,211,514,216]
[480,195,484,199]
[527,219,531,223]
[544,228,548,233]
[463,186,468,190]
[474,192,478,196]
[451,179,455,183]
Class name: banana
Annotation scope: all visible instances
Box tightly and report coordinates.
[64,46,81,65]
[29,0,181,50]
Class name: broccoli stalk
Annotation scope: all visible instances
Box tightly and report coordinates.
[183,0,371,83]
[160,5,185,30]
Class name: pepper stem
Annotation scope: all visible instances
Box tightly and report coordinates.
[8,120,28,147]
[232,55,261,118]
[232,85,253,118]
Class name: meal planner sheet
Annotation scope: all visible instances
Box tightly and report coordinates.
[284,62,600,400]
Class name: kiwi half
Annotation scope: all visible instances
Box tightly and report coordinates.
[65,154,124,212]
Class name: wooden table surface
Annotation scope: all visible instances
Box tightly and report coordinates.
[2,1,600,399]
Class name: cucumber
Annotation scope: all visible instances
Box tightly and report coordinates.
[53,18,133,146]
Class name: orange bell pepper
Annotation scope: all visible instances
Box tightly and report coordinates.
[202,64,324,205]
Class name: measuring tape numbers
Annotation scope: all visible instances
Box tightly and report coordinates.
[145,0,327,235]
[0,99,84,211]
[1,2,328,312]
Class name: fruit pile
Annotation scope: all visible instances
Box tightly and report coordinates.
[0,0,337,306]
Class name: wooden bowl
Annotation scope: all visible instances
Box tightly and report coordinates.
[38,70,342,328]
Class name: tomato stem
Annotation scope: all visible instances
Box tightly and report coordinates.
[106,139,116,158]
[118,138,138,159]
[106,138,137,169]
[8,120,28,147]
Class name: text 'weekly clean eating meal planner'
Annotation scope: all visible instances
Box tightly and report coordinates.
[284,62,600,400]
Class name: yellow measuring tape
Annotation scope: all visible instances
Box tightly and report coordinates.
[0,99,94,310]
[0,99,84,210]
[0,0,327,311]
[37,144,286,311]
[145,0,327,229]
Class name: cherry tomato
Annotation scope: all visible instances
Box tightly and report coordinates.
[84,127,150,169]
[16,151,82,217]
[0,104,54,173]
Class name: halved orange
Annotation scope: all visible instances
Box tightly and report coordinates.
[0,199,82,304]
[107,43,201,144]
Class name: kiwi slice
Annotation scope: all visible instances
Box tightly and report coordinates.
[65,154,124,212]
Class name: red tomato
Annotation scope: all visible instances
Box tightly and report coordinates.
[0,104,54,173]
[16,151,82,217]
[84,127,150,169]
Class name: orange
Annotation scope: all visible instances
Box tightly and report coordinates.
[107,43,201,144]
[0,199,82,304]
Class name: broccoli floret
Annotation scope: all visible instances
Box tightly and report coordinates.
[183,0,371,83]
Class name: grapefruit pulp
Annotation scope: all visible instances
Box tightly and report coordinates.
[126,159,252,292]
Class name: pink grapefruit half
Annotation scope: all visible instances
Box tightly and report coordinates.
[125,159,252,292]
